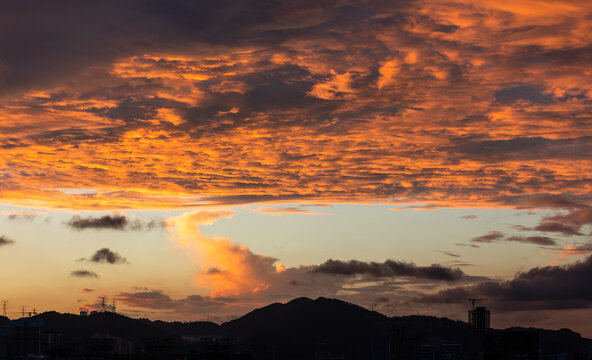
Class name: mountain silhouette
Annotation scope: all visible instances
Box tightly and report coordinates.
[220,297,391,358]
[0,316,9,327]
[33,311,172,344]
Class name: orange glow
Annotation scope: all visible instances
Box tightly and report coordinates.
[558,246,591,259]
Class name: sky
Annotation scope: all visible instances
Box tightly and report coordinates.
[0,0,591,336]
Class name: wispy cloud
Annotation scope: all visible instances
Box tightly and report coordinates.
[470,231,505,243]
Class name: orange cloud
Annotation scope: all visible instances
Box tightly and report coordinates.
[167,210,283,297]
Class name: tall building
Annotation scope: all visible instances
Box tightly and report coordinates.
[468,307,490,330]
[11,318,43,359]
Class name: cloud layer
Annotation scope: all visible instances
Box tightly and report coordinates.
[0,0,589,209]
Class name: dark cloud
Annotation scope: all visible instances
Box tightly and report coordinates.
[85,248,129,264]
[116,290,227,313]
[461,215,476,219]
[66,214,164,231]
[71,270,99,278]
[510,195,589,210]
[505,236,557,246]
[471,232,557,246]
[1,0,399,97]
[310,259,465,282]
[534,208,592,236]
[0,235,15,246]
[82,288,95,293]
[0,1,288,95]
[416,255,592,311]
[415,287,474,305]
[117,290,175,309]
[504,196,592,237]
[534,222,583,236]
[494,84,553,105]
[448,136,592,162]
[67,214,128,230]
[470,231,504,243]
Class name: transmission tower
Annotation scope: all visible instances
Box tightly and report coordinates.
[111,299,116,313]
[1,300,7,317]
[21,306,25,318]
[99,297,106,312]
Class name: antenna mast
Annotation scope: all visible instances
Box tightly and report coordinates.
[467,298,486,310]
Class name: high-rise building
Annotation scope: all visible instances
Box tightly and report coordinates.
[468,307,490,330]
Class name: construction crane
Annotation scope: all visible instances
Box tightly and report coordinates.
[467,298,486,310]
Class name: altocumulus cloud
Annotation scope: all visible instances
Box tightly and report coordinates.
[0,1,591,210]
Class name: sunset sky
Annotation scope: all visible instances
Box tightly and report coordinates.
[1,0,591,336]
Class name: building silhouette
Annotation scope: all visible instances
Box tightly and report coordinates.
[10,318,43,359]
[483,330,539,360]
[468,307,490,330]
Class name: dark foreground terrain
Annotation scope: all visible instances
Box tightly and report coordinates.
[1,297,591,359]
